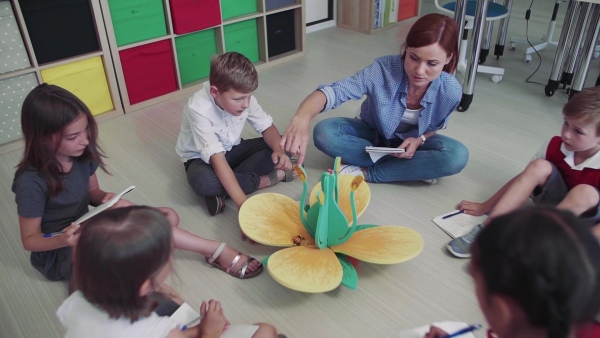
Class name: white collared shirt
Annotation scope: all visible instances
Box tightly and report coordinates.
[175,82,274,164]
[533,138,600,170]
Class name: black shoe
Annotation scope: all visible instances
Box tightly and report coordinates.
[205,196,225,216]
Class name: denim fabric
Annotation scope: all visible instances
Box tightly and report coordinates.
[185,137,275,197]
[317,55,462,140]
[314,117,469,183]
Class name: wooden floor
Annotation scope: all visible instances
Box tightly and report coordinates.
[1,1,598,337]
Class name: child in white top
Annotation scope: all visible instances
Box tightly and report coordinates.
[176,52,293,219]
[58,206,281,338]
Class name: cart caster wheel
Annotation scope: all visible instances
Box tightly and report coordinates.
[524,54,532,63]
[510,42,516,50]
[545,86,555,97]
[491,75,502,83]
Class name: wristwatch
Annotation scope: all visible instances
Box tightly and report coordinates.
[420,134,427,144]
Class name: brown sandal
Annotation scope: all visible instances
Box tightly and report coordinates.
[205,242,263,279]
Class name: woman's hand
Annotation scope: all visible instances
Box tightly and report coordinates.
[272,151,292,170]
[280,116,311,166]
[199,300,228,338]
[424,325,448,338]
[394,137,423,159]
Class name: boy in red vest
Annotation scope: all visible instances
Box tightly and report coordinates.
[448,87,600,258]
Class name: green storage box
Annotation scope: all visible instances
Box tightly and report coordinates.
[221,0,257,20]
[107,0,167,46]
[224,19,259,63]
[175,29,217,85]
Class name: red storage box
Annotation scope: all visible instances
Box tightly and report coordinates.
[119,40,178,104]
[398,0,418,21]
[170,0,221,35]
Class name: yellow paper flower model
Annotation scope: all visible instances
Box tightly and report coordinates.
[238,157,424,293]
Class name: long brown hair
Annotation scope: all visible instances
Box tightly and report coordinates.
[402,13,459,74]
[75,206,173,322]
[14,84,106,196]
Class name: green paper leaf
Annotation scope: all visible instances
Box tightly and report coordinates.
[337,254,358,290]
[261,255,271,266]
[306,201,320,238]
[355,224,378,231]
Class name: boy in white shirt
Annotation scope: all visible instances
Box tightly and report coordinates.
[176,52,293,217]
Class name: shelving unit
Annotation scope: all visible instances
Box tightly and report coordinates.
[337,0,419,35]
[0,0,123,153]
[100,0,306,113]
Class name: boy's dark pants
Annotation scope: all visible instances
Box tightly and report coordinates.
[184,138,275,197]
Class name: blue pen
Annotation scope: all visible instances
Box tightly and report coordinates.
[441,324,483,338]
[43,231,64,238]
[442,210,464,219]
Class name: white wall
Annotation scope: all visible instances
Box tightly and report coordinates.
[306,0,329,23]
[305,0,336,33]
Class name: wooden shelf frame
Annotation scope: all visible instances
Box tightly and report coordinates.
[0,0,124,153]
[100,0,306,113]
[337,0,420,35]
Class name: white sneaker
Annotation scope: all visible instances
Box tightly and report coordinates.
[422,178,438,184]
[339,164,364,177]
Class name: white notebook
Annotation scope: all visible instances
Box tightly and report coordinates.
[171,303,259,338]
[75,186,135,224]
[365,146,405,162]
[399,321,477,338]
[432,211,487,239]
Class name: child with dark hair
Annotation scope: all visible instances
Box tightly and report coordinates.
[58,206,280,338]
[450,87,600,257]
[426,206,600,338]
[12,84,262,286]
[176,52,294,218]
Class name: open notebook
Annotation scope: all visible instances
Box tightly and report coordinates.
[75,186,135,224]
[365,146,405,162]
[170,303,259,338]
[432,211,487,239]
[399,321,478,338]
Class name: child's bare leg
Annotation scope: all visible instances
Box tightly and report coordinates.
[155,207,261,273]
[488,159,553,221]
[556,184,600,216]
[251,323,279,338]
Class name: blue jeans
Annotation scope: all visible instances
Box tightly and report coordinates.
[313,117,469,183]
[185,138,275,197]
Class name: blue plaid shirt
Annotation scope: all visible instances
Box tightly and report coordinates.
[317,55,462,140]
